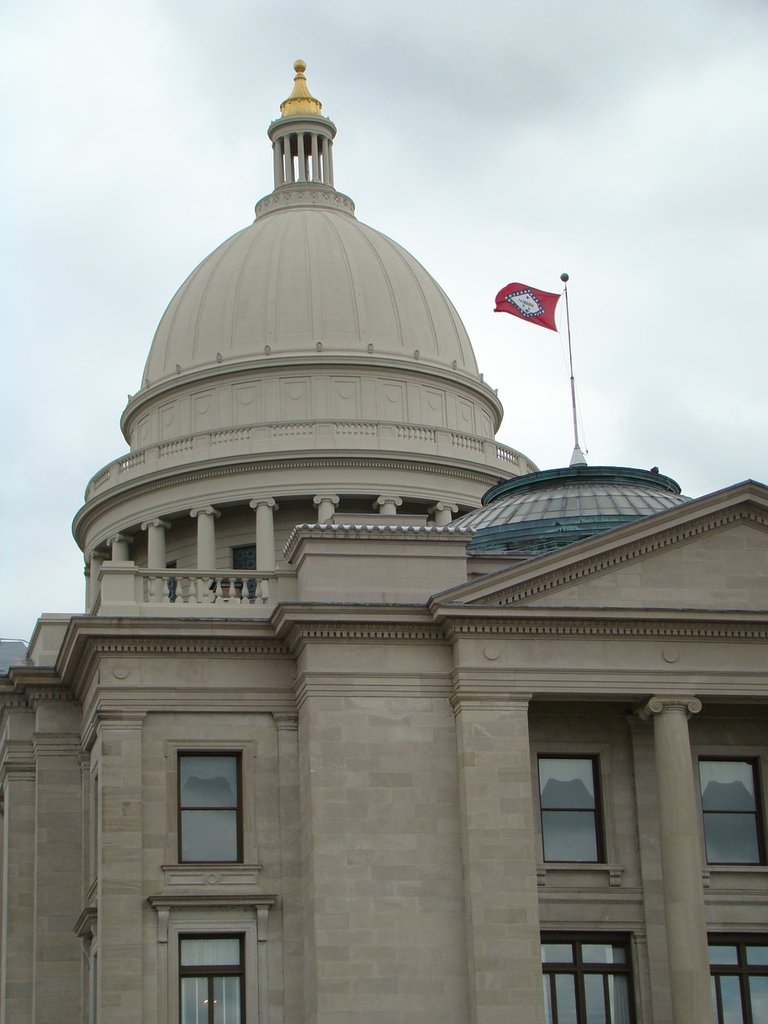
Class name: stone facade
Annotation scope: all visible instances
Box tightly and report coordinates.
[2,62,767,1024]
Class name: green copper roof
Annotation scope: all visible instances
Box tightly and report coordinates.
[454,465,688,555]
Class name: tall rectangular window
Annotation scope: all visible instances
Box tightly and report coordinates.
[710,938,768,1024]
[541,935,634,1023]
[179,754,242,863]
[538,756,603,862]
[699,759,764,865]
[180,935,244,1024]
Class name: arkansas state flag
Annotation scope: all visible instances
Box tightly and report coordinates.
[494,283,560,331]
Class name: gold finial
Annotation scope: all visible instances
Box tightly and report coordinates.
[280,59,323,117]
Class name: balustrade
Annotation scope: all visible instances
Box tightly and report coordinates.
[140,570,273,606]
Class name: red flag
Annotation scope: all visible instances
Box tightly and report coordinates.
[494,282,561,331]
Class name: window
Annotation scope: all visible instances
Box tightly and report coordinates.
[699,759,764,864]
[538,756,603,862]
[541,935,634,1023]
[232,545,256,570]
[710,938,768,1024]
[179,754,242,863]
[180,935,244,1024]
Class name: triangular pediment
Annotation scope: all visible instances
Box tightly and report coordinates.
[438,481,768,612]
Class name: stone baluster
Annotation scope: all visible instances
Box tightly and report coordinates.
[373,495,402,516]
[638,696,710,1021]
[313,494,340,524]
[429,502,459,526]
[250,498,279,572]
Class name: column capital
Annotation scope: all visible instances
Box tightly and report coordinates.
[107,533,131,546]
[373,495,403,513]
[140,518,171,531]
[249,497,279,511]
[429,502,459,515]
[273,712,299,732]
[312,494,340,507]
[190,506,220,519]
[637,695,702,721]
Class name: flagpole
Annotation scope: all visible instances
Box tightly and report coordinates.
[560,272,582,460]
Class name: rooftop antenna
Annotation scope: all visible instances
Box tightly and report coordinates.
[560,273,586,467]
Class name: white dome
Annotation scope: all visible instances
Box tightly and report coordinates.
[143,197,479,388]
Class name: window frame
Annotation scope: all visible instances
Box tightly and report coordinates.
[179,932,245,1024]
[709,935,768,1024]
[698,756,766,866]
[541,932,636,1024]
[537,754,605,864]
[177,752,243,864]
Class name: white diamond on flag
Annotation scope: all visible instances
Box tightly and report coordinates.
[504,290,544,318]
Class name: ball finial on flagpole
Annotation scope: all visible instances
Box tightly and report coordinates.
[560,272,569,282]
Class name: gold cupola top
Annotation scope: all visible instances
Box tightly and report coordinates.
[280,60,323,117]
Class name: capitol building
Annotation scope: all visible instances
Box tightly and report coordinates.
[2,62,767,1024]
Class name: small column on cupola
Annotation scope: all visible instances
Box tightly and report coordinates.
[268,60,337,188]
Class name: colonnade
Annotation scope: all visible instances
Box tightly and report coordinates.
[89,493,459,587]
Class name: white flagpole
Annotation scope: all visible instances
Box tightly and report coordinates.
[560,272,585,466]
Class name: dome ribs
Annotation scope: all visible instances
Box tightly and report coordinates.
[319,210,363,348]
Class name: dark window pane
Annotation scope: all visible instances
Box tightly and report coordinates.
[180,757,238,808]
[542,810,598,861]
[710,945,739,966]
[583,943,626,965]
[746,945,768,966]
[214,976,241,1024]
[584,974,607,1023]
[703,813,760,864]
[232,545,256,570]
[181,809,238,861]
[181,977,208,1024]
[542,943,574,963]
[540,759,596,809]
[749,977,768,1022]
[555,974,578,1024]
[719,975,745,1024]
[181,937,241,967]
[700,762,756,811]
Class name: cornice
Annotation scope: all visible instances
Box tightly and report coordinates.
[465,504,768,607]
[283,521,471,561]
[435,607,768,642]
[75,452,498,545]
[270,604,440,653]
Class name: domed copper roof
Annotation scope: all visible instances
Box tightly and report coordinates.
[454,466,689,554]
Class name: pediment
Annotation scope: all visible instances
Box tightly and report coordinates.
[439,481,768,612]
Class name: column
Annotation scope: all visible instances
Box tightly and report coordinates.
[95,713,145,1024]
[141,518,170,569]
[87,551,106,611]
[108,534,131,561]
[429,502,458,526]
[453,692,545,1024]
[297,133,306,181]
[373,495,402,516]
[190,506,219,571]
[250,498,278,572]
[326,139,334,186]
[0,706,36,1024]
[321,137,329,185]
[273,138,284,185]
[312,494,339,524]
[310,134,319,182]
[32,699,83,1023]
[284,136,294,182]
[638,696,710,1021]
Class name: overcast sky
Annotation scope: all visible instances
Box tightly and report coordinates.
[2,0,767,642]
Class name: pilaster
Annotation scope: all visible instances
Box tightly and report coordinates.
[637,695,710,1022]
[452,687,545,1024]
[273,713,303,1024]
[95,712,145,1024]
